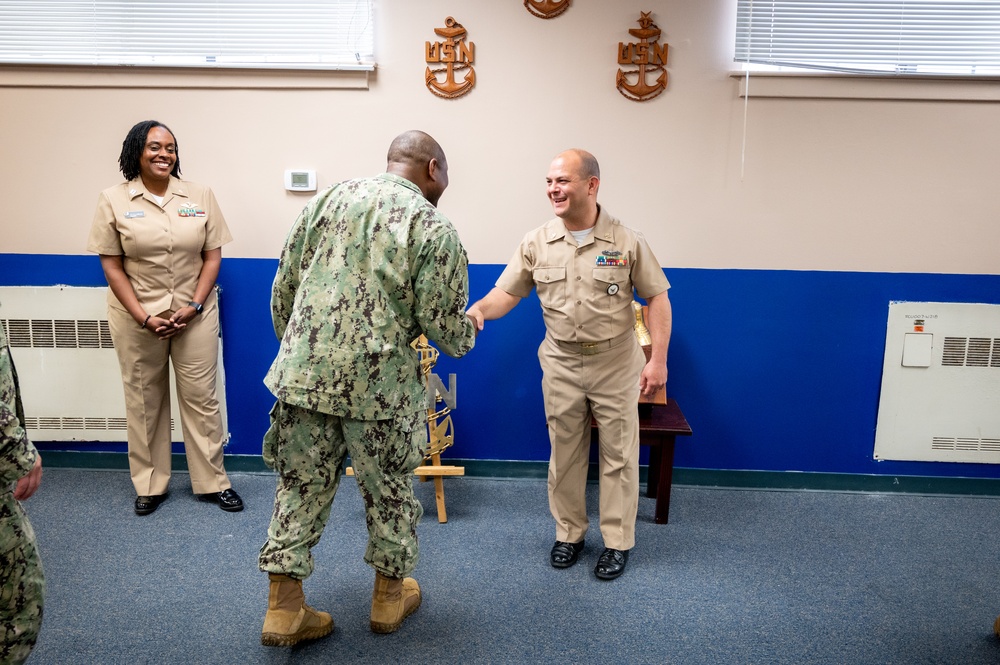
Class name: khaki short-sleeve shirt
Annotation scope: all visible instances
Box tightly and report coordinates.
[495,206,669,343]
[86,177,233,315]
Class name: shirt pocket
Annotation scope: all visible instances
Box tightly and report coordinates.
[532,266,567,309]
[592,267,631,304]
[174,215,208,255]
[116,215,138,259]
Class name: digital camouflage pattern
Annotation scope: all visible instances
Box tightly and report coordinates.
[260,172,475,579]
[264,173,476,420]
[0,324,44,664]
[258,402,425,579]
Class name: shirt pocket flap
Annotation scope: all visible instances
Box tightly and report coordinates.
[592,268,630,285]
[532,267,567,284]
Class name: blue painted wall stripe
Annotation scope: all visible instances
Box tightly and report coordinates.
[3,253,1000,480]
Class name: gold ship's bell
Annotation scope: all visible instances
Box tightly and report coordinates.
[633,300,652,347]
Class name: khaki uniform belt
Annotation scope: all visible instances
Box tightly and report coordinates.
[553,329,635,356]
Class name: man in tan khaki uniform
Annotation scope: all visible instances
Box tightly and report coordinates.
[467,149,671,580]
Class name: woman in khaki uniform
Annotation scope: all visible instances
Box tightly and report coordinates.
[87,120,242,516]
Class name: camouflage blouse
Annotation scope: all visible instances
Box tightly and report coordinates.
[0,323,37,488]
[265,173,476,420]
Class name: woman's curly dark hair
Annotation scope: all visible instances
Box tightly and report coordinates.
[118,120,182,181]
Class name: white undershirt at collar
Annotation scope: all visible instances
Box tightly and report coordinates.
[569,228,593,245]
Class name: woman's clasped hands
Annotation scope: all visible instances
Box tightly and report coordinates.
[147,308,196,340]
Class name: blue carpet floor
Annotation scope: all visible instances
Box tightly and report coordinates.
[19,468,1000,664]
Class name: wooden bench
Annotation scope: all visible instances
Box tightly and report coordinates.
[591,398,693,524]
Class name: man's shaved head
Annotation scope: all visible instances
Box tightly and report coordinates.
[385,130,450,207]
[387,130,445,169]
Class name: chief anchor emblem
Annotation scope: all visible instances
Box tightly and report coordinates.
[524,0,570,19]
[616,11,668,102]
[425,16,476,99]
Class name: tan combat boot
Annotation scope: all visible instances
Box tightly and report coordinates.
[370,571,422,634]
[261,574,334,646]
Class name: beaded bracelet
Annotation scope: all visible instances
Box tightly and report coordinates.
[141,314,151,329]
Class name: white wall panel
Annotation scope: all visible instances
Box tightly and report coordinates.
[0,286,228,443]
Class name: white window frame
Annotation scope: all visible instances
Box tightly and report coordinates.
[733,0,1000,100]
[0,0,375,72]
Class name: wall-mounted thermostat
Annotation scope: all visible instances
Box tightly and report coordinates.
[284,169,317,192]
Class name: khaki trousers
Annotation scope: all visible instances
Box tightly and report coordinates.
[538,332,645,551]
[108,302,231,496]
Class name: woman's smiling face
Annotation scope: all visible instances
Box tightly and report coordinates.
[139,125,177,187]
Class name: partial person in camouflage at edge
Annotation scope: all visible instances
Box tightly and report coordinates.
[0,321,45,664]
[258,130,476,646]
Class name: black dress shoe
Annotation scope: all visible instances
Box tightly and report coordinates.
[550,540,585,569]
[594,548,630,580]
[200,487,244,512]
[134,494,167,516]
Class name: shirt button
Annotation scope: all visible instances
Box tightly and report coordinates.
[575,276,582,281]
[577,324,584,329]
[576,300,582,305]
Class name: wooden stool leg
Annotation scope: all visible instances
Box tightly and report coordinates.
[654,436,677,524]
[646,444,662,498]
[429,452,447,523]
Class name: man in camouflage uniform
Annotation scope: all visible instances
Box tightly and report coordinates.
[258,130,476,645]
[1,322,45,664]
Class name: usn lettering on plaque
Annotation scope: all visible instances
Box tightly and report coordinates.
[616,11,668,102]
[425,17,476,99]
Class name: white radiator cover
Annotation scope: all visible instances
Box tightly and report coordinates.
[874,301,1000,464]
[0,286,228,443]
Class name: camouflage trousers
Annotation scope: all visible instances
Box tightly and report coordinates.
[0,492,44,665]
[258,401,425,580]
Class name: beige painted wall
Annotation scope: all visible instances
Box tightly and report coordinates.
[1,0,998,274]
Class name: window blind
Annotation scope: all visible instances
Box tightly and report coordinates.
[0,0,374,70]
[735,0,1000,75]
